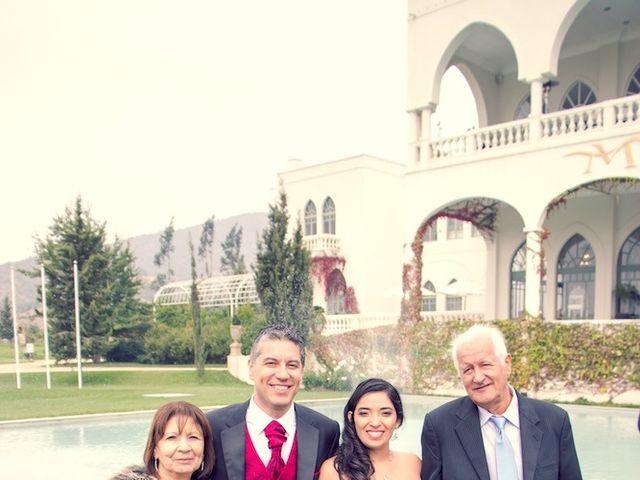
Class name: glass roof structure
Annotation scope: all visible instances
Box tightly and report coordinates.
[153,273,259,311]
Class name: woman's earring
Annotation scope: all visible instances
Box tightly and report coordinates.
[392,429,398,441]
[155,458,159,471]
[200,460,204,471]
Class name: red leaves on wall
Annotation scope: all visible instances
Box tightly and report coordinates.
[401,198,499,324]
[310,255,359,314]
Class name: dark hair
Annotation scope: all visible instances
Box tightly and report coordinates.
[143,401,215,480]
[334,378,404,480]
[249,324,306,366]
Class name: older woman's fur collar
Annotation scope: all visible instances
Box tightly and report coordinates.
[109,465,157,480]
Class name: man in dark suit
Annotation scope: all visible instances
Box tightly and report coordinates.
[206,324,340,479]
[421,324,582,480]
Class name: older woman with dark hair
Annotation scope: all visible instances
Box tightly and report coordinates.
[318,378,421,480]
[111,401,214,480]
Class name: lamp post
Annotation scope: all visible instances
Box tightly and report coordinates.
[542,80,559,114]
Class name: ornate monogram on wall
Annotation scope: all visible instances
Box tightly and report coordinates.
[566,136,640,174]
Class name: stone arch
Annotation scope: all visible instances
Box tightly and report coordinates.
[430,22,519,122]
[401,197,525,323]
[548,0,595,77]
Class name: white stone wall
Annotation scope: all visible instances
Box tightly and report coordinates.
[280,1,640,322]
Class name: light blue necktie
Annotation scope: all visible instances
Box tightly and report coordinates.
[490,415,518,480]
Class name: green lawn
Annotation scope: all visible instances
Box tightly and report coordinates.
[0,369,347,422]
[0,341,36,363]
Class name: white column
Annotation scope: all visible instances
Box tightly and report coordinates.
[530,79,543,116]
[408,109,421,164]
[73,260,83,389]
[524,228,545,318]
[10,267,21,389]
[419,105,434,164]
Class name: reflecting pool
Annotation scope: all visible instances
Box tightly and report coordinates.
[0,396,637,479]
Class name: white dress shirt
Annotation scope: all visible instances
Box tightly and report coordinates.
[478,386,524,480]
[246,396,297,466]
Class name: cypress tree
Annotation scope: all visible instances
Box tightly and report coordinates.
[0,296,12,341]
[254,190,313,340]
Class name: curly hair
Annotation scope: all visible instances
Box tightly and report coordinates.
[333,378,404,480]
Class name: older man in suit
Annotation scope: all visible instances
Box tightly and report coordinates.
[206,324,340,480]
[421,324,582,480]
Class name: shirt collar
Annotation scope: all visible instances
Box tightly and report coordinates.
[478,385,520,429]
[247,396,296,435]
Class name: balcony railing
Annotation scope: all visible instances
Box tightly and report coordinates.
[302,234,341,256]
[323,313,399,336]
[426,94,640,162]
[322,311,485,335]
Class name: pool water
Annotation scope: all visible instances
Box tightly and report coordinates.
[0,396,638,479]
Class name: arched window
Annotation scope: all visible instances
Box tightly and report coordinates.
[626,64,640,96]
[561,81,596,110]
[616,226,640,318]
[423,222,438,242]
[326,269,346,315]
[304,201,317,236]
[514,95,531,119]
[446,218,463,239]
[421,280,436,312]
[510,242,526,319]
[556,234,595,319]
[323,197,336,234]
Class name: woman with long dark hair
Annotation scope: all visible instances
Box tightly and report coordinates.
[318,378,420,480]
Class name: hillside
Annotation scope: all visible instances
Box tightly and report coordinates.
[0,212,268,315]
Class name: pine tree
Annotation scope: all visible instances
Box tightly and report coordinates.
[34,196,144,362]
[198,215,215,277]
[254,190,313,340]
[0,296,13,341]
[220,223,246,275]
[289,222,313,332]
[153,217,175,287]
[106,238,150,362]
[189,235,205,381]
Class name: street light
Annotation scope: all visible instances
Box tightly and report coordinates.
[542,80,559,113]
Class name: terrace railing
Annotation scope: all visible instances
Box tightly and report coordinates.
[425,94,640,162]
[302,234,341,256]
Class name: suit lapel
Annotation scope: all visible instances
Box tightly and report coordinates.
[517,394,543,480]
[295,406,320,479]
[221,403,248,480]
[454,398,491,480]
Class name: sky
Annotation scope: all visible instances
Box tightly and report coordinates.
[0,1,475,264]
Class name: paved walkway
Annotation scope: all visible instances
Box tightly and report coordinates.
[0,361,226,374]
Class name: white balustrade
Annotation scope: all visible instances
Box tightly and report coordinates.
[322,311,485,335]
[419,311,484,322]
[423,94,640,163]
[540,104,603,139]
[614,96,640,125]
[322,313,399,336]
[302,234,341,255]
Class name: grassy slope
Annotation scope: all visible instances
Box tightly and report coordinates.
[0,369,346,422]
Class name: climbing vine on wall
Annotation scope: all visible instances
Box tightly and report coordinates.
[401,198,499,324]
[310,255,359,314]
[546,177,639,218]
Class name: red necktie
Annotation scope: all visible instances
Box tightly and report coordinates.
[264,420,287,479]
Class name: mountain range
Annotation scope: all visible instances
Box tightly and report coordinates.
[0,212,268,316]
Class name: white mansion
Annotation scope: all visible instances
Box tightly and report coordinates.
[280,0,640,333]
